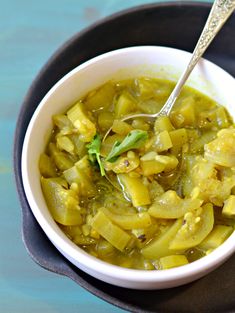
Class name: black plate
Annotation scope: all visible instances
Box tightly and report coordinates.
[14,2,235,312]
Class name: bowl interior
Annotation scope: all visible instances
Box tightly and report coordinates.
[21,46,235,289]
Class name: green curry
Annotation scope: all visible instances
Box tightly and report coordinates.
[39,77,235,270]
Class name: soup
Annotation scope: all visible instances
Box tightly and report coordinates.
[39,77,235,270]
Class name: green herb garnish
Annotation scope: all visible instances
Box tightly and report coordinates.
[106,130,148,162]
[87,134,105,176]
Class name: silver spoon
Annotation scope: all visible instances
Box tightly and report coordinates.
[103,0,235,141]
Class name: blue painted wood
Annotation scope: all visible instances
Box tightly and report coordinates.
[0,0,211,312]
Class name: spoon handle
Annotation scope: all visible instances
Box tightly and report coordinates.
[158,0,235,117]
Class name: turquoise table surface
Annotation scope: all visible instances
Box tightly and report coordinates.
[0,0,210,312]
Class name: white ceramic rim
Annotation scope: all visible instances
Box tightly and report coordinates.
[21,46,235,288]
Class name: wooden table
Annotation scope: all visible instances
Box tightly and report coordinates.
[0,0,210,312]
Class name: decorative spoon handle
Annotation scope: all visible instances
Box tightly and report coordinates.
[158,0,235,117]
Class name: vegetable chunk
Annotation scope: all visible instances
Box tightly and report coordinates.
[169,203,214,250]
[85,82,115,111]
[41,177,82,225]
[118,173,151,207]
[91,211,131,251]
[141,219,183,259]
[198,225,233,250]
[159,255,189,269]
[67,102,96,142]
[115,91,136,118]
[204,129,235,167]
[222,195,235,218]
[149,191,202,219]
[154,130,173,152]
[100,207,152,229]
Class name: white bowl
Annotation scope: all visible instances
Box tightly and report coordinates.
[21,46,235,289]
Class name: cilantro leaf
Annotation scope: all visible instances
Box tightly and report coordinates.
[86,134,105,176]
[106,130,148,162]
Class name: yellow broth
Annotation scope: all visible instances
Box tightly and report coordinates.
[39,77,235,270]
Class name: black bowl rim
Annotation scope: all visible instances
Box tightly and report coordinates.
[13,1,216,312]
